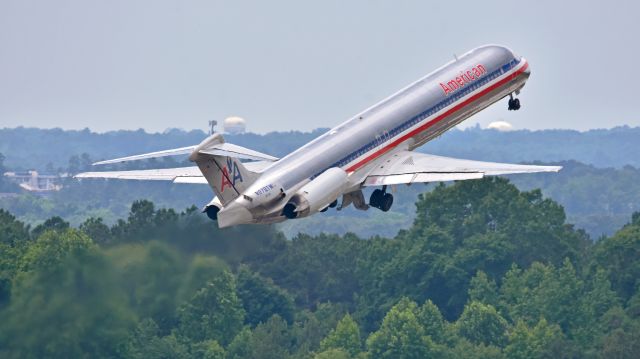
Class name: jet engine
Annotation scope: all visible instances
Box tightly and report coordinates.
[282,167,348,219]
[202,196,223,221]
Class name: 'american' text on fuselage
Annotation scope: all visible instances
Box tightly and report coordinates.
[439,64,486,95]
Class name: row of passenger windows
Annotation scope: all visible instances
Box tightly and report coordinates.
[313,61,517,178]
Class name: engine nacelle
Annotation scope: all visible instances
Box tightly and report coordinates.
[202,196,223,221]
[282,167,348,219]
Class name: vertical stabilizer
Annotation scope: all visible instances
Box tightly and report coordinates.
[189,134,258,205]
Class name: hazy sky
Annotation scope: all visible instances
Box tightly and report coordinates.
[1,0,638,133]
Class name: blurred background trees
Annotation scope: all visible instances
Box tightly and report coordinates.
[1,177,639,358]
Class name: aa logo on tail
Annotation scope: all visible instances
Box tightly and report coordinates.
[220,158,244,191]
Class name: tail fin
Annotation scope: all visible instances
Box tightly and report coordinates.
[189,134,259,205]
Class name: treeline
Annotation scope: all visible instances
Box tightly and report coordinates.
[1,177,639,358]
[3,153,640,238]
[3,126,640,171]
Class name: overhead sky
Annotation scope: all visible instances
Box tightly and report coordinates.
[1,0,638,133]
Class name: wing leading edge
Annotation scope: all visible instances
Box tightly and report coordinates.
[363,151,561,186]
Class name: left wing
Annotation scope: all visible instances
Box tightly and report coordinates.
[75,161,273,184]
[75,166,207,184]
[363,151,561,186]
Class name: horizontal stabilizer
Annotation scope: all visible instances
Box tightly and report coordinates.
[198,142,278,162]
[93,146,196,165]
[92,135,278,166]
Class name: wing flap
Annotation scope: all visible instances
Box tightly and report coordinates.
[364,172,483,186]
[362,151,561,186]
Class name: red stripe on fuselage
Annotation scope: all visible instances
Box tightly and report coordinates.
[345,61,530,173]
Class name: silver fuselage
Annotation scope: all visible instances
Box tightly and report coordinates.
[221,45,531,225]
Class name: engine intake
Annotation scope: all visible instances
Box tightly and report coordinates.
[202,196,223,221]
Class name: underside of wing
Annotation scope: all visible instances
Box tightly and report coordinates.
[75,166,207,184]
[75,161,273,184]
[363,151,561,186]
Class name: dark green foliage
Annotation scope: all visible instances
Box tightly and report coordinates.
[0,177,639,357]
[245,315,292,359]
[79,216,112,244]
[455,301,508,347]
[0,230,134,359]
[504,319,566,359]
[253,232,365,308]
[177,270,245,346]
[31,216,69,239]
[225,327,253,359]
[0,209,30,246]
[236,266,295,326]
[126,319,190,359]
[319,313,362,357]
[366,298,435,359]
[592,215,640,302]
[109,241,187,333]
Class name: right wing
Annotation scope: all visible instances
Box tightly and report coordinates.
[363,151,561,186]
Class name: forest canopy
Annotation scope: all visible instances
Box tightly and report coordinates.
[1,177,639,358]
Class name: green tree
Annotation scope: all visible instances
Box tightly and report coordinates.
[79,216,111,245]
[597,306,640,359]
[0,229,134,359]
[289,302,347,357]
[177,254,228,304]
[366,298,434,359]
[177,270,245,346]
[448,339,505,359]
[31,216,69,239]
[236,266,295,326]
[0,210,30,306]
[370,177,589,321]
[320,313,361,357]
[592,213,640,302]
[499,260,582,332]
[126,318,190,359]
[417,299,449,345]
[504,319,565,359]
[468,271,499,307]
[225,327,253,359]
[456,301,508,347]
[0,209,30,246]
[314,348,351,359]
[247,315,292,359]
[109,241,186,333]
[192,340,225,359]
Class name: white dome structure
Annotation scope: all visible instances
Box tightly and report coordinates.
[223,116,247,134]
[487,121,513,132]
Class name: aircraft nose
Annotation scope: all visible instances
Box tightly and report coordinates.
[522,58,531,77]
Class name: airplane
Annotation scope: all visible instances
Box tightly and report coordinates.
[76,45,561,228]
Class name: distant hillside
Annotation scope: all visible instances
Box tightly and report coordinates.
[2,126,640,239]
[2,125,640,170]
